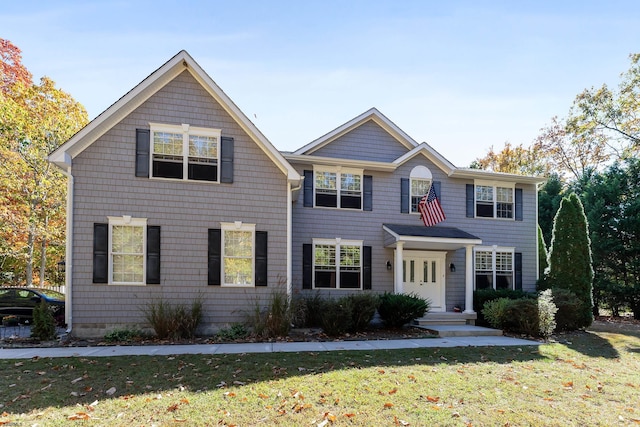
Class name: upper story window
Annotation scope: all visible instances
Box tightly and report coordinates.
[409,166,432,213]
[475,246,514,290]
[475,181,514,219]
[150,123,221,182]
[314,166,363,209]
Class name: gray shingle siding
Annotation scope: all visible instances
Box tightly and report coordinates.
[310,120,410,162]
[71,71,289,337]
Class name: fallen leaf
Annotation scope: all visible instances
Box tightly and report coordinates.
[389,388,398,395]
[105,387,116,395]
[426,396,440,403]
[343,413,356,418]
[384,402,394,408]
[167,403,180,412]
[68,412,91,420]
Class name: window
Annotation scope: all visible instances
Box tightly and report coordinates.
[150,123,221,182]
[221,222,255,286]
[474,247,514,290]
[314,167,363,209]
[475,182,514,219]
[109,216,147,284]
[313,239,362,289]
[409,165,433,213]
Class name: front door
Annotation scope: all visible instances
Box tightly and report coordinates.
[402,251,446,312]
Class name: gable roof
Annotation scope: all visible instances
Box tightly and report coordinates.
[392,142,457,175]
[292,107,418,155]
[49,50,301,183]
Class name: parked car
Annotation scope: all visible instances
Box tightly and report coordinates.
[0,287,65,326]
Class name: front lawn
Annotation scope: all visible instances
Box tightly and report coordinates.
[1,321,638,426]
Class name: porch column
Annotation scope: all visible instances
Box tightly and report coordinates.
[394,242,404,294]
[463,244,475,313]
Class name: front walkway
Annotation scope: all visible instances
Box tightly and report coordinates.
[0,335,539,359]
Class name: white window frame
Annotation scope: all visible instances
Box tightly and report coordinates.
[312,238,363,290]
[473,246,515,290]
[220,222,256,287]
[108,216,147,285]
[474,180,515,220]
[149,123,222,182]
[313,166,363,210]
[409,166,433,214]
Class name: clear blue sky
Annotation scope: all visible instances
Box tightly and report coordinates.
[2,1,639,166]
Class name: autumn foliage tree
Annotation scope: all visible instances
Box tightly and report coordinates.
[0,39,88,285]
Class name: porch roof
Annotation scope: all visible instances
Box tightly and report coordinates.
[383,224,482,251]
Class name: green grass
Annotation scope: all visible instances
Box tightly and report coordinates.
[1,322,639,426]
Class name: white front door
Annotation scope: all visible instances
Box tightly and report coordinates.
[402,251,446,312]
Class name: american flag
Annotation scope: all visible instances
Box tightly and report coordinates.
[418,185,446,226]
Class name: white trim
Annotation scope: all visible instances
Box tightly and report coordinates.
[311,238,364,290]
[473,181,516,220]
[409,165,433,214]
[393,142,456,175]
[107,216,148,285]
[220,222,256,287]
[283,153,397,172]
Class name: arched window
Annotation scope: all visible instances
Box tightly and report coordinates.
[409,166,432,213]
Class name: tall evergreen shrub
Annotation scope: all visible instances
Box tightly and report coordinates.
[547,193,594,328]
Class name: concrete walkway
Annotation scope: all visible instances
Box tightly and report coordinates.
[0,335,539,359]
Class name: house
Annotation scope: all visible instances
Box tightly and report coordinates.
[49,51,545,338]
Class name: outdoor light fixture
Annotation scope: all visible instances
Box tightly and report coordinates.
[449,263,456,273]
[386,260,392,271]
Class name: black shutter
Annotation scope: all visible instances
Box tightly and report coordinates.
[135,129,150,178]
[220,137,234,183]
[363,175,373,211]
[433,180,442,199]
[401,178,409,213]
[302,244,312,289]
[303,170,313,207]
[208,229,221,285]
[466,184,474,218]
[93,223,108,283]
[146,226,161,284]
[255,231,268,286]
[514,252,523,290]
[363,246,372,290]
[515,188,523,221]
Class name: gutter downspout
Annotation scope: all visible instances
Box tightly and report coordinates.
[56,164,73,335]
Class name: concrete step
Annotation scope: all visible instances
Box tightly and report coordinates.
[415,311,478,327]
[418,324,503,337]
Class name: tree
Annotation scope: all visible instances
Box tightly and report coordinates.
[472,142,550,176]
[0,40,88,286]
[0,39,32,94]
[537,173,564,246]
[547,193,594,328]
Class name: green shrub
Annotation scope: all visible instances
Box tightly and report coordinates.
[142,296,203,340]
[537,289,558,338]
[377,293,429,328]
[481,298,512,329]
[550,287,584,331]
[104,328,141,343]
[300,292,325,328]
[474,289,535,326]
[246,290,292,338]
[504,298,540,336]
[31,300,56,341]
[216,323,249,341]
[346,293,379,332]
[320,298,353,336]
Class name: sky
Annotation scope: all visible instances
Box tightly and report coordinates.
[2,1,639,166]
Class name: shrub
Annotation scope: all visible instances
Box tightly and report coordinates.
[482,298,512,329]
[377,293,429,328]
[550,287,585,331]
[504,298,540,336]
[302,292,325,328]
[142,296,203,340]
[216,323,249,341]
[247,290,292,339]
[474,289,535,326]
[320,297,353,336]
[31,300,56,341]
[104,328,141,343]
[537,289,558,338]
[346,293,379,332]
